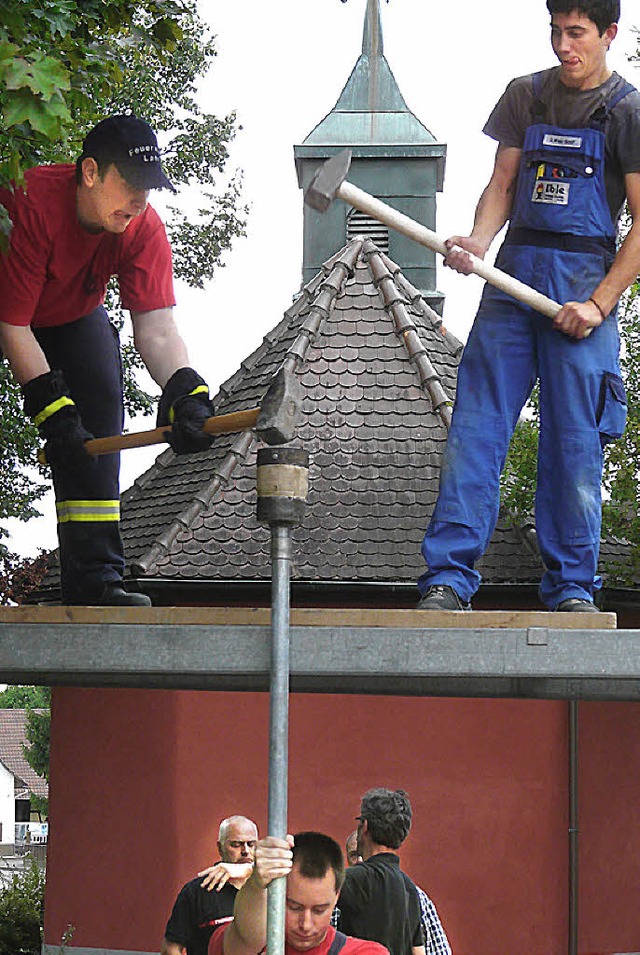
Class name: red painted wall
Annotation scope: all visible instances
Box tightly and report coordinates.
[45,689,182,949]
[578,702,640,954]
[45,689,580,954]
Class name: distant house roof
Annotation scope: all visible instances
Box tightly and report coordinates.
[0,708,48,800]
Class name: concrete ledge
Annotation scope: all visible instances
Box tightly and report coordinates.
[0,610,638,700]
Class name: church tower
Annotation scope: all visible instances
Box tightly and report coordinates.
[295,0,446,309]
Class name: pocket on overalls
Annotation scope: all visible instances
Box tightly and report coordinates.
[596,371,627,445]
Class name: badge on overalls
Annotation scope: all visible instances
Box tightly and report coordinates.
[532,179,570,205]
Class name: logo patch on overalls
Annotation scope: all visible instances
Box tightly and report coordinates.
[532,180,570,205]
[542,133,582,149]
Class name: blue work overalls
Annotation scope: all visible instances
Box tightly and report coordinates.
[419,74,632,609]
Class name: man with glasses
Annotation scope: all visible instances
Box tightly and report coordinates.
[337,789,424,955]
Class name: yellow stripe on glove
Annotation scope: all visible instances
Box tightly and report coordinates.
[33,396,76,428]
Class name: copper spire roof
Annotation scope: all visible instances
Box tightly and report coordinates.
[302,0,439,148]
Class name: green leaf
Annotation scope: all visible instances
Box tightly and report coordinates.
[4,52,70,98]
[3,88,70,137]
[151,16,184,45]
[0,39,19,68]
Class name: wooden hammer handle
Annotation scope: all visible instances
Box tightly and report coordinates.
[37,406,260,464]
[338,180,591,334]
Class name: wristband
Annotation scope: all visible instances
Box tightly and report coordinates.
[588,297,607,321]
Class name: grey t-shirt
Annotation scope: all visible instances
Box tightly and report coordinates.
[483,67,640,222]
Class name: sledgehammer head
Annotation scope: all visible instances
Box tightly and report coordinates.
[256,367,303,445]
[304,149,352,213]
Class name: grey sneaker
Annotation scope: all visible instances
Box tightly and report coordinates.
[555,598,599,613]
[417,585,471,611]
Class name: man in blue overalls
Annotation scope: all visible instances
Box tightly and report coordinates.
[417,0,640,612]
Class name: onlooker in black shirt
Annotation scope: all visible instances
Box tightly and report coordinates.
[162,814,258,955]
[338,789,424,955]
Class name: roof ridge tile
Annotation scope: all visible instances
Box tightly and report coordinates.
[384,258,464,359]
[282,239,364,370]
[362,241,453,429]
[131,430,256,576]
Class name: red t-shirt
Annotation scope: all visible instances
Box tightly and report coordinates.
[0,164,175,327]
[209,925,388,955]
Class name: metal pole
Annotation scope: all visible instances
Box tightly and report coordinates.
[256,445,309,955]
[267,525,292,955]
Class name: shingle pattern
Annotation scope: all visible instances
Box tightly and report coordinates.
[118,237,564,587]
[0,709,48,799]
[598,535,640,587]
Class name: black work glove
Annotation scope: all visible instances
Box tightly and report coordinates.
[157,367,215,454]
[22,370,95,469]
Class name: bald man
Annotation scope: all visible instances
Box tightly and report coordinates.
[162,815,258,955]
[345,830,362,867]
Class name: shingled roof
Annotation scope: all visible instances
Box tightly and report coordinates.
[0,709,48,800]
[114,237,547,595]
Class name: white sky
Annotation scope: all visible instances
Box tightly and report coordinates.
[6,0,639,558]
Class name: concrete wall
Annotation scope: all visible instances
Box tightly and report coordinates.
[42,688,640,955]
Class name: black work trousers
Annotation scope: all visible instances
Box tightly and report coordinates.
[35,307,125,603]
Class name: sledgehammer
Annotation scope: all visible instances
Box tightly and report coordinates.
[37,366,302,464]
[305,149,591,334]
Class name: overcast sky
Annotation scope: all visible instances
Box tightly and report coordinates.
[7,0,639,557]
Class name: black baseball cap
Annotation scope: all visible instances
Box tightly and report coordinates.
[80,115,176,193]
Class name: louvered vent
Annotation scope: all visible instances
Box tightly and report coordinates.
[346,209,389,252]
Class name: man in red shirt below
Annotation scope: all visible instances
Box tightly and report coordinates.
[0,115,217,606]
[209,832,389,955]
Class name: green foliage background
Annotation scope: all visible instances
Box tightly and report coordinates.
[0,859,45,955]
[0,684,48,707]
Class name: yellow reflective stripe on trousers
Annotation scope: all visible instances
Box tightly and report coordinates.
[168,385,209,423]
[56,500,120,523]
[33,396,75,428]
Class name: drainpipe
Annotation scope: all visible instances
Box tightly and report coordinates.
[568,700,579,955]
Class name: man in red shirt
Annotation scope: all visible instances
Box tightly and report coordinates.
[209,832,388,955]
[0,115,215,605]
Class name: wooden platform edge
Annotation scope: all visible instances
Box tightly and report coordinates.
[0,605,618,630]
